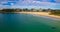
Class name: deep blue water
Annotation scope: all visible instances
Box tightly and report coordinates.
[0,13,60,32]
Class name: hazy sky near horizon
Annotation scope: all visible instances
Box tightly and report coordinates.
[0,0,60,9]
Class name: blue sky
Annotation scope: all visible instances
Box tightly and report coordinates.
[0,0,60,9]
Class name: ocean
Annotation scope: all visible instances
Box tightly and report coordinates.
[0,13,60,32]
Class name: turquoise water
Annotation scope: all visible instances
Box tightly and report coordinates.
[0,13,60,32]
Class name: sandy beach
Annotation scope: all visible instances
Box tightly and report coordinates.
[18,12,60,19]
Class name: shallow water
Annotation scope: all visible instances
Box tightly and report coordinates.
[0,13,60,32]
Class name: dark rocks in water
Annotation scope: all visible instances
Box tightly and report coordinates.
[51,27,56,29]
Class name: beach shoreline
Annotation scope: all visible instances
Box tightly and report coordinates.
[1,12,60,20]
[18,12,60,19]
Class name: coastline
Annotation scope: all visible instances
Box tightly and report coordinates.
[1,12,60,20]
[18,12,60,19]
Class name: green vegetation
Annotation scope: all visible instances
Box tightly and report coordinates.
[0,8,60,16]
[49,10,60,16]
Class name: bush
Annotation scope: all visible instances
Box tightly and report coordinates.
[49,10,60,16]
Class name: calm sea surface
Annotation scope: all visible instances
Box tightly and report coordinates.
[0,13,60,32]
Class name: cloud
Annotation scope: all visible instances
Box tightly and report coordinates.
[32,1,56,5]
[0,0,60,9]
[15,0,57,6]
[42,0,49,2]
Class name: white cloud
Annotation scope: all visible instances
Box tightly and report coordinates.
[0,0,60,9]
[18,0,57,6]
[42,0,49,2]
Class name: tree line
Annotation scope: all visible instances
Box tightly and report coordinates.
[0,8,60,16]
